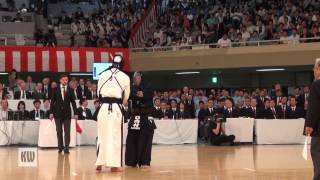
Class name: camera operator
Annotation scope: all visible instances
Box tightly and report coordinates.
[208,115,235,146]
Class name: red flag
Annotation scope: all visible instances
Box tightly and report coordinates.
[76,122,82,134]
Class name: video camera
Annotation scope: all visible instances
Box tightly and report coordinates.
[205,113,226,123]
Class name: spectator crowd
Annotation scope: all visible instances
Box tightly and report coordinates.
[142,0,320,48]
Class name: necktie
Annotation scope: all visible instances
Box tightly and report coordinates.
[22,91,25,99]
[36,110,39,118]
[63,86,66,99]
[253,108,256,117]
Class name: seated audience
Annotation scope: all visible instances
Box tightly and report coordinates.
[287,96,305,119]
[14,81,32,99]
[77,99,93,120]
[14,100,30,120]
[0,99,14,120]
[30,99,46,120]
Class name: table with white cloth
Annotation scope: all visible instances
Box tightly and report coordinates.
[0,120,39,145]
[255,119,306,144]
[38,119,77,147]
[225,118,254,143]
[77,119,198,145]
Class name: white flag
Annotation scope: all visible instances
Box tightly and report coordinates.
[302,136,310,160]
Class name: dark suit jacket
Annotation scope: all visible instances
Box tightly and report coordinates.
[256,97,266,108]
[13,110,30,120]
[33,91,45,99]
[185,101,195,118]
[245,107,264,119]
[77,107,93,120]
[29,109,46,120]
[277,105,289,119]
[152,107,164,119]
[92,107,100,121]
[167,109,181,119]
[222,107,240,118]
[42,86,52,99]
[305,80,320,136]
[179,109,191,119]
[76,86,90,99]
[296,94,305,108]
[14,90,32,99]
[198,109,210,123]
[263,107,281,119]
[50,86,77,120]
[287,106,305,119]
[87,90,98,100]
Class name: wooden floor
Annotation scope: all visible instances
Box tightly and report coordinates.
[0,145,313,180]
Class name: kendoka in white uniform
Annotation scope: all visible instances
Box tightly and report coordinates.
[95,55,130,171]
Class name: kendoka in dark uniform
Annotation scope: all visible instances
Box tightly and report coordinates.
[125,72,156,168]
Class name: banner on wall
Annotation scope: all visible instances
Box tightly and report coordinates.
[0,47,130,72]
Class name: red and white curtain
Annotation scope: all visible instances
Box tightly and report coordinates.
[130,0,157,48]
[0,47,130,72]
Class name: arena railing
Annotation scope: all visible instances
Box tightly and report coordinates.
[130,37,320,53]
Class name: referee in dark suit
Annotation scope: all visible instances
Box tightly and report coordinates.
[49,75,78,154]
[305,59,320,180]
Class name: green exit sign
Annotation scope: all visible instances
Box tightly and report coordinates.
[212,77,218,84]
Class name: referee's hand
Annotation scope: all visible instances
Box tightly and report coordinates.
[305,127,313,136]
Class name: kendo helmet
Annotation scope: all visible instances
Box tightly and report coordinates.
[112,55,124,70]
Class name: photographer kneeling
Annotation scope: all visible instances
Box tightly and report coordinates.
[208,115,235,146]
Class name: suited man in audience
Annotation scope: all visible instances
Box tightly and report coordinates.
[178,102,191,119]
[168,99,181,119]
[92,99,100,121]
[245,98,264,118]
[159,100,168,119]
[152,98,163,119]
[0,99,14,120]
[294,87,305,108]
[76,98,92,120]
[185,94,195,118]
[14,81,32,99]
[207,99,216,116]
[256,89,267,108]
[223,98,240,118]
[26,76,36,92]
[33,82,45,99]
[70,81,80,100]
[216,98,226,115]
[87,83,98,100]
[0,83,9,99]
[272,90,283,106]
[265,99,281,119]
[198,100,209,140]
[77,78,90,99]
[287,96,305,119]
[30,99,46,120]
[278,96,289,119]
[42,77,52,99]
[240,96,251,117]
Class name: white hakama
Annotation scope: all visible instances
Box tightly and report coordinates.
[95,68,130,168]
[95,103,123,167]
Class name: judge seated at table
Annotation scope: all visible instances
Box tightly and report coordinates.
[264,99,281,119]
[30,99,46,120]
[0,99,14,120]
[168,99,181,119]
[178,102,191,119]
[208,115,235,146]
[76,98,92,120]
[287,96,305,119]
[14,100,30,120]
[152,98,163,119]
[244,98,264,119]
[222,98,240,118]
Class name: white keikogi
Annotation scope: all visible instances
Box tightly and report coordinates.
[95,56,130,168]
